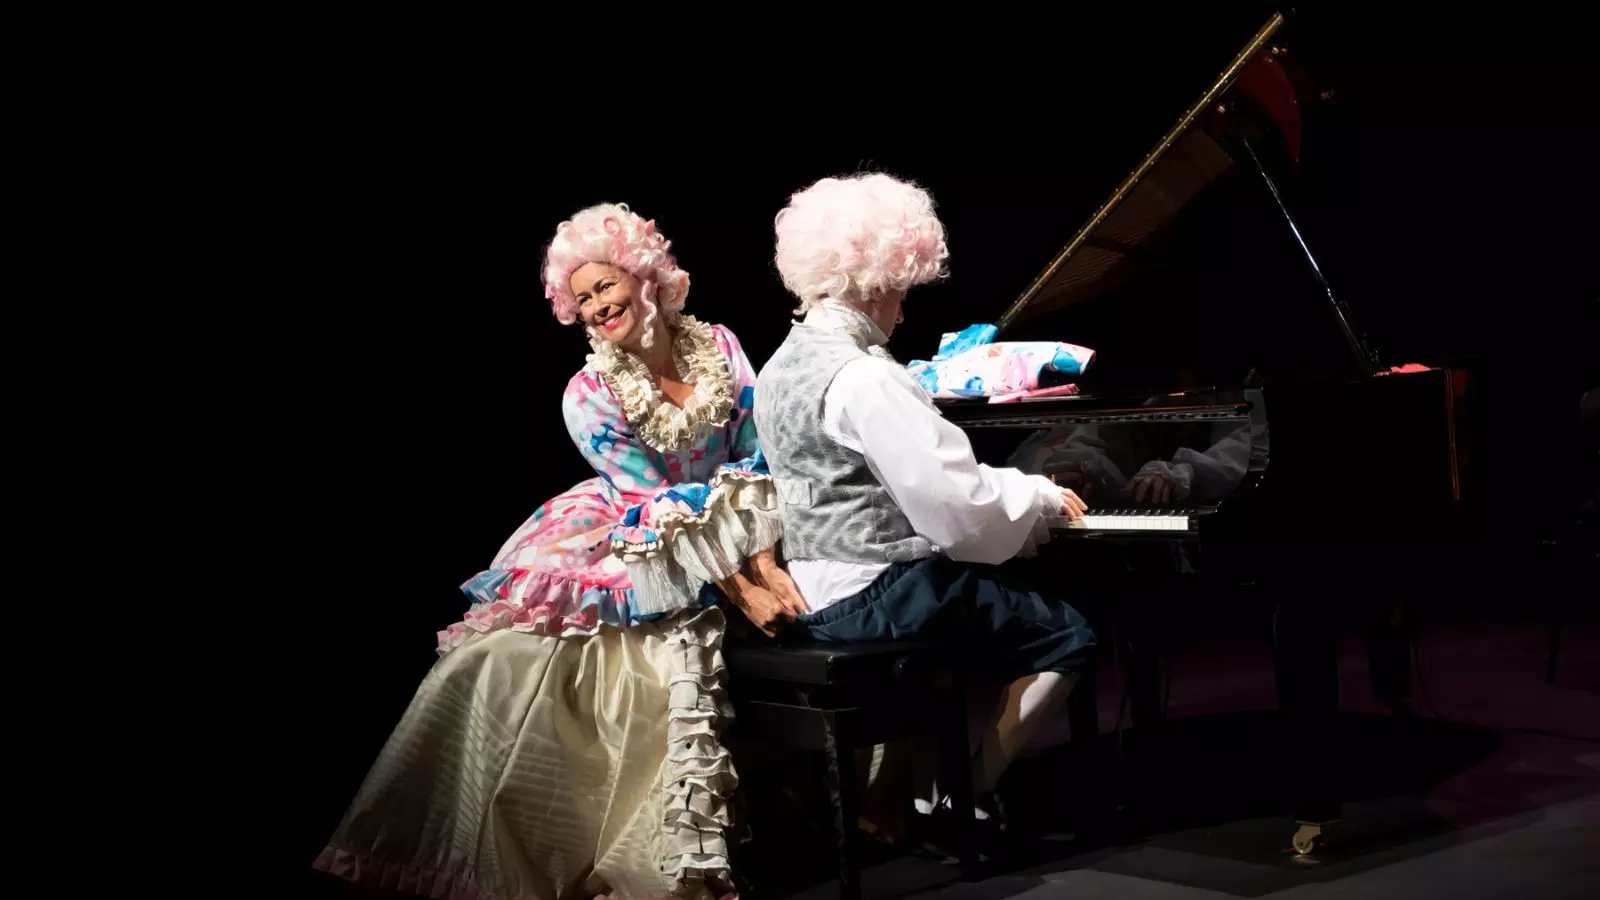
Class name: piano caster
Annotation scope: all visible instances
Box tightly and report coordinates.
[1290,822,1323,856]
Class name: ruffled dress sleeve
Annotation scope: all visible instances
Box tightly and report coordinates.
[610,324,784,619]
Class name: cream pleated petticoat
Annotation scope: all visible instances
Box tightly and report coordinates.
[315,607,736,900]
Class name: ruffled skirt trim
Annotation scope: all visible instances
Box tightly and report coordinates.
[658,608,739,891]
[437,569,642,654]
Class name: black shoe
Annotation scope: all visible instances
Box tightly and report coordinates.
[973,791,1007,831]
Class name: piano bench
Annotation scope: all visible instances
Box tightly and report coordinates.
[723,640,979,900]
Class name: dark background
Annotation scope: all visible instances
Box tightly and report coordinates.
[298,6,1597,878]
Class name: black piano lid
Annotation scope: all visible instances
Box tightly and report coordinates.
[985,10,1386,391]
[995,13,1287,332]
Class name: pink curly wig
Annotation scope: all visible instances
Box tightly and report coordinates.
[773,173,950,315]
[542,203,691,326]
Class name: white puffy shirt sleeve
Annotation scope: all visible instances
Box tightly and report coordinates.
[825,356,1065,564]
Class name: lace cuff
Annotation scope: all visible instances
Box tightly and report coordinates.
[611,469,783,618]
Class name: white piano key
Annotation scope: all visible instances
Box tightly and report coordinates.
[1046,513,1193,531]
[1066,514,1192,531]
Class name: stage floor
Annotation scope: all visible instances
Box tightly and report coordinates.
[761,608,1600,900]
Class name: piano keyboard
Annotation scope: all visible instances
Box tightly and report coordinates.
[1047,509,1204,532]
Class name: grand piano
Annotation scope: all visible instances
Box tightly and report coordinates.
[938,12,1472,854]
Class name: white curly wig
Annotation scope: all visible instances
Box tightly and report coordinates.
[773,173,950,315]
[542,203,691,331]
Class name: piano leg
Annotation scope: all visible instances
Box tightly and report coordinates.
[1128,586,1168,740]
[1118,554,1178,748]
[1272,591,1340,853]
[1366,598,1414,710]
[1108,574,1172,831]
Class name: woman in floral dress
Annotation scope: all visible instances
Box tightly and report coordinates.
[316,204,805,900]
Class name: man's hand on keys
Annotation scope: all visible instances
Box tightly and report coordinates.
[1059,487,1087,521]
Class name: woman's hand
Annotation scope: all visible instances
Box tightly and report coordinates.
[716,570,802,638]
[748,549,809,621]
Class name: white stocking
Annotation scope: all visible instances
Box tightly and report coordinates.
[973,671,1079,793]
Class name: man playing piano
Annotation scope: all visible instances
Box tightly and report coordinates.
[754,172,1100,823]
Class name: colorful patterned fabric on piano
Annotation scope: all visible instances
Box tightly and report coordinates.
[907,323,1096,402]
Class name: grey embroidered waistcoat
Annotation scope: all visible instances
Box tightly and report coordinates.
[754,324,935,564]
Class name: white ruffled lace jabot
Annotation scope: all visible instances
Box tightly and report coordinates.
[587,315,736,453]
